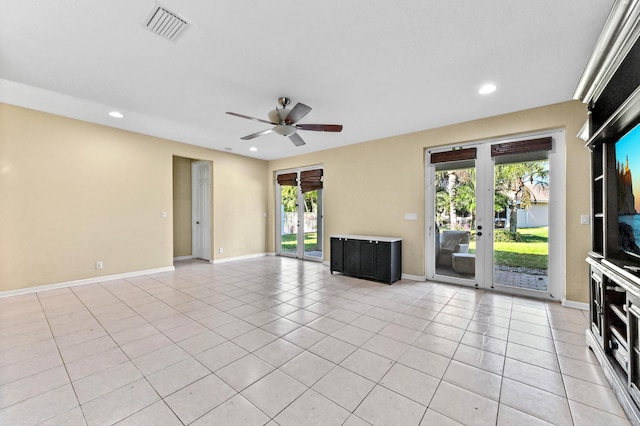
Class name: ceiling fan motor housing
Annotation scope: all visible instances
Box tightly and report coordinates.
[268,109,291,125]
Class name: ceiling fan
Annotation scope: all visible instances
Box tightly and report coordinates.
[226,97,343,146]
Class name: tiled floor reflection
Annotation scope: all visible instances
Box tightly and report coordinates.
[0,257,631,425]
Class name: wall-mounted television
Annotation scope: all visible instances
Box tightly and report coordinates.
[616,122,640,261]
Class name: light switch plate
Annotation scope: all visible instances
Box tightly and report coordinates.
[580,214,589,225]
[405,213,418,221]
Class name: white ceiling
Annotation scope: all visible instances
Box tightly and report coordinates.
[0,0,613,160]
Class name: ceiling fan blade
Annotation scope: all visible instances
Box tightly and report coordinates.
[289,133,306,146]
[226,111,275,125]
[284,103,312,125]
[241,129,273,140]
[296,124,343,132]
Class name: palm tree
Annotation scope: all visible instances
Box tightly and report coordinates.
[435,168,475,229]
[494,160,549,232]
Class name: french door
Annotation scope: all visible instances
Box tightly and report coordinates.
[276,167,324,261]
[425,131,564,300]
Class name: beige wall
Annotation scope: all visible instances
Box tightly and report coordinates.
[1,100,592,303]
[0,103,268,292]
[172,156,193,258]
[267,101,591,303]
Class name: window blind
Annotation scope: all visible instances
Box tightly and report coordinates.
[300,169,323,193]
[276,172,297,187]
[430,147,477,163]
[491,137,552,157]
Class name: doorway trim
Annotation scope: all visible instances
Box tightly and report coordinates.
[275,165,324,262]
[192,160,212,261]
[424,129,565,300]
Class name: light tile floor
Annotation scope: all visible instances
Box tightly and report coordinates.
[0,257,632,425]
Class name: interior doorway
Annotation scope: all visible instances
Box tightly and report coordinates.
[192,161,211,260]
[172,156,212,262]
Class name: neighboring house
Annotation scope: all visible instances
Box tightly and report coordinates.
[513,184,549,229]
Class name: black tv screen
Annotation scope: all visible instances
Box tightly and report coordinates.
[616,122,640,260]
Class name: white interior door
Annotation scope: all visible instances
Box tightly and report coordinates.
[192,161,211,260]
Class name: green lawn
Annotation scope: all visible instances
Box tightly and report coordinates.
[284,228,548,270]
[281,232,319,253]
[470,226,548,270]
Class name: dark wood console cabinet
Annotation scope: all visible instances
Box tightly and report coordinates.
[330,235,402,284]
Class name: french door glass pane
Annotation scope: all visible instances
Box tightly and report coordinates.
[493,158,549,291]
[303,189,322,259]
[434,164,476,281]
[280,185,297,256]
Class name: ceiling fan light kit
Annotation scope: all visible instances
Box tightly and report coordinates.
[226,97,343,146]
[273,125,297,137]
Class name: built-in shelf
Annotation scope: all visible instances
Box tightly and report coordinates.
[584,2,640,422]
[611,324,628,345]
[612,304,629,324]
[588,257,640,423]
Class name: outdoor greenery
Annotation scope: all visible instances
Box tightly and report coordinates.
[280,184,320,253]
[435,160,549,233]
[281,232,318,253]
[494,161,549,232]
[281,185,317,213]
[494,230,522,242]
[494,226,548,269]
[469,226,548,270]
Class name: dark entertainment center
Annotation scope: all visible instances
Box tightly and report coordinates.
[578,2,640,423]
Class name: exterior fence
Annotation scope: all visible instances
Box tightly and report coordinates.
[282,212,317,235]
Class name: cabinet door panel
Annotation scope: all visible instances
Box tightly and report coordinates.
[628,296,640,406]
[330,238,344,272]
[360,241,376,278]
[375,242,392,282]
[344,239,361,275]
[590,265,605,346]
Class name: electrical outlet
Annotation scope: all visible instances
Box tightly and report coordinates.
[96,261,103,270]
[219,248,223,254]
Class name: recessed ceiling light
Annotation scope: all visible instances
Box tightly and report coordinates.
[249,147,258,152]
[109,111,124,118]
[479,84,497,95]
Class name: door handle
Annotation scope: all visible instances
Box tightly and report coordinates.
[477,232,483,236]
[196,221,200,224]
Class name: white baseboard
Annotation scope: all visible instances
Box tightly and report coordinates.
[212,252,271,264]
[562,299,589,310]
[402,273,426,282]
[0,266,175,299]
[321,261,423,282]
[173,255,195,261]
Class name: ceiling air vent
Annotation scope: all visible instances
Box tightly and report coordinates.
[144,5,188,41]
